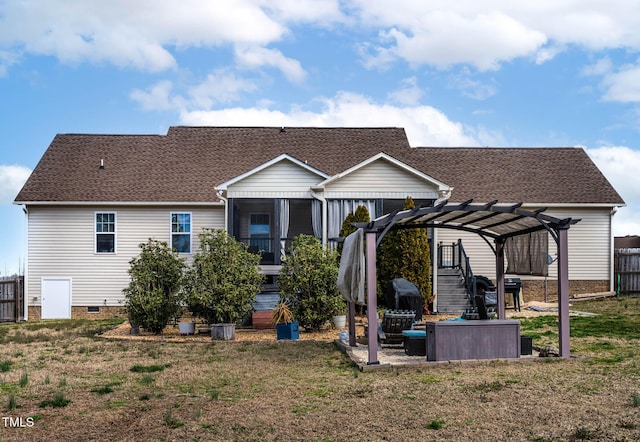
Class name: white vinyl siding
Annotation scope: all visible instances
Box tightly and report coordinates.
[26,205,224,307]
[436,206,612,282]
[227,160,323,198]
[323,159,440,199]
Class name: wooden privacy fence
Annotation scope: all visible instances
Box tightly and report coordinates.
[615,248,640,296]
[0,276,24,322]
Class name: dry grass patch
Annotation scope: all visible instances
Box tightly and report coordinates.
[0,301,638,440]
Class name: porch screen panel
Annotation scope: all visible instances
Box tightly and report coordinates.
[327,200,376,249]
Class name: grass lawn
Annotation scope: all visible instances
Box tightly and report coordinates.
[0,298,639,441]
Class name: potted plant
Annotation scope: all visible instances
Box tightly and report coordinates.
[182,229,263,340]
[271,300,299,340]
[332,313,347,329]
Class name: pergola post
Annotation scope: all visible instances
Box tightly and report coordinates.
[557,227,571,358]
[366,231,379,365]
[348,301,356,347]
[495,238,506,320]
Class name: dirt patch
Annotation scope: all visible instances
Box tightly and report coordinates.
[100,302,560,344]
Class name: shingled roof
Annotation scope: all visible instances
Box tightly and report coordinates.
[14,126,625,206]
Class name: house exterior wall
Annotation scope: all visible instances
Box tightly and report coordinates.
[435,206,614,300]
[25,205,224,315]
[323,159,440,199]
[227,160,322,198]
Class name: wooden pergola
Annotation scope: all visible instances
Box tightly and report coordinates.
[352,199,580,365]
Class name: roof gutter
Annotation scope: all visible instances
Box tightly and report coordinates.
[13,201,226,207]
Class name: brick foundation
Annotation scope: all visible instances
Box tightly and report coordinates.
[27,306,126,321]
[520,280,610,303]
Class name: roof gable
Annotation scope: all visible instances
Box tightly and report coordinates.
[218,154,328,191]
[315,153,450,199]
[316,153,449,190]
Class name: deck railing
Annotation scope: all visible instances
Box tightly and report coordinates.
[438,240,478,305]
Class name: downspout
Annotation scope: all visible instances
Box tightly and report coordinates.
[22,205,28,321]
[311,189,327,246]
[216,190,228,232]
[610,206,617,293]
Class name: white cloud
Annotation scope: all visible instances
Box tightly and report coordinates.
[263,0,347,24]
[180,91,481,147]
[601,63,640,103]
[0,49,20,77]
[0,0,286,72]
[188,70,259,107]
[447,68,497,100]
[235,46,306,83]
[586,145,640,236]
[130,81,182,111]
[0,165,31,205]
[353,1,640,70]
[131,71,259,111]
[583,57,613,76]
[380,11,547,71]
[3,1,640,77]
[387,77,424,106]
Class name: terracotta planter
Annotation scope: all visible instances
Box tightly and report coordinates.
[252,311,275,329]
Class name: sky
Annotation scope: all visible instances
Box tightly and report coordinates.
[1,0,640,275]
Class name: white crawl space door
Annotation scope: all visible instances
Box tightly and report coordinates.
[41,277,72,319]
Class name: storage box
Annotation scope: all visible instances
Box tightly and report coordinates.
[426,320,520,361]
[276,322,299,340]
[402,329,426,356]
[520,336,533,355]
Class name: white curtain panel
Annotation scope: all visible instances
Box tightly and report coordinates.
[279,199,289,260]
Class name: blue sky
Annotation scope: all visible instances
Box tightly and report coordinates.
[1,0,640,275]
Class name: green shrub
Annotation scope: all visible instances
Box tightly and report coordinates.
[123,239,185,334]
[337,205,370,260]
[39,393,71,408]
[377,196,432,306]
[0,360,12,372]
[183,229,263,325]
[278,235,344,331]
[130,364,168,373]
[632,392,640,407]
[6,394,18,411]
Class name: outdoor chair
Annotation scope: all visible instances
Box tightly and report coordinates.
[379,310,415,344]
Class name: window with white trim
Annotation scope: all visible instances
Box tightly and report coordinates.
[249,213,271,252]
[171,212,191,253]
[95,212,116,253]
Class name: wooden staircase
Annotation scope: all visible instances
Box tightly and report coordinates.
[436,268,472,314]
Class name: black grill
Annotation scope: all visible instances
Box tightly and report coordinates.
[504,277,522,311]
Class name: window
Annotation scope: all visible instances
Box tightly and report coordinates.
[171,213,191,253]
[249,213,271,252]
[96,212,116,253]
